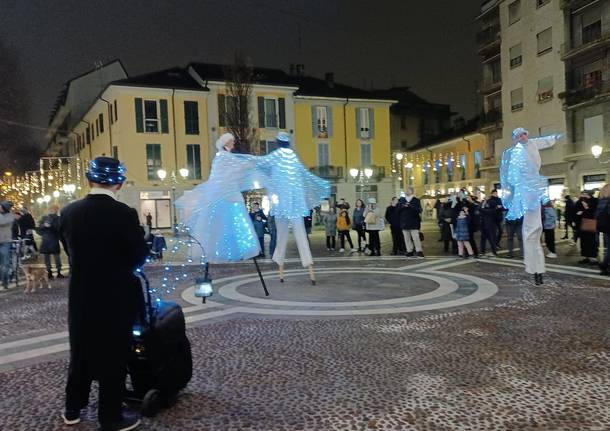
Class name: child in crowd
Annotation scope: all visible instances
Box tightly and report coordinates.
[455,209,474,258]
[324,207,337,251]
[336,209,355,253]
[542,201,557,258]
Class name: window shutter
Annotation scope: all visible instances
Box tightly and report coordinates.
[218,94,226,127]
[257,97,265,128]
[278,98,286,129]
[135,98,143,133]
[160,99,169,133]
[311,106,318,137]
[326,106,333,138]
[355,108,361,138]
[368,108,375,139]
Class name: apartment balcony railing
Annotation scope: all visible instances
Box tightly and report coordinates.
[559,77,610,106]
[309,165,344,180]
[477,26,501,53]
[561,0,597,10]
[561,26,610,60]
[479,108,502,127]
[480,79,502,95]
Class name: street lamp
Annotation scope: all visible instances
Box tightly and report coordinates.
[591,144,610,164]
[157,168,190,235]
[350,168,374,200]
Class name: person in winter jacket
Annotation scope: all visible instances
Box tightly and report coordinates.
[38,204,64,279]
[577,191,598,265]
[505,217,523,259]
[440,201,456,253]
[0,201,15,289]
[399,188,424,258]
[337,209,355,253]
[352,199,366,252]
[563,195,576,240]
[455,209,474,258]
[595,184,610,275]
[17,206,37,255]
[249,202,267,258]
[542,201,557,258]
[385,197,405,255]
[323,208,337,251]
[479,196,499,256]
[363,198,383,256]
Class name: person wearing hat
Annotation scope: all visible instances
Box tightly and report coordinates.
[59,156,149,430]
[363,197,383,256]
[175,132,262,263]
[38,204,64,279]
[256,132,330,283]
[500,127,562,285]
[0,201,15,289]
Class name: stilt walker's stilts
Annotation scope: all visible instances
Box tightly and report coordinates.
[308,265,316,286]
[252,257,270,296]
[278,264,284,283]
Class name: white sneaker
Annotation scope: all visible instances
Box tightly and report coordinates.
[546,252,557,258]
[339,248,345,253]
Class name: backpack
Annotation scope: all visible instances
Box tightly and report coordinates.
[364,211,378,225]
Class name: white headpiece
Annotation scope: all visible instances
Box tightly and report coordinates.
[512,127,528,141]
[216,133,235,151]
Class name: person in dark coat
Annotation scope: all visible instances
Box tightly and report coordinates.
[596,185,610,275]
[249,202,267,257]
[38,204,64,278]
[479,195,499,256]
[563,195,576,240]
[440,201,457,253]
[577,191,598,264]
[487,189,504,248]
[399,188,424,257]
[463,196,480,258]
[17,207,37,254]
[385,197,405,255]
[59,157,148,431]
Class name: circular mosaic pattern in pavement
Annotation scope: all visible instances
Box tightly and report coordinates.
[181,266,499,316]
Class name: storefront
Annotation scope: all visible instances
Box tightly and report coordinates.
[140,190,171,229]
[547,177,565,201]
[582,174,606,192]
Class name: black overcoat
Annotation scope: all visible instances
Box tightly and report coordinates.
[59,194,149,376]
[398,198,422,230]
[38,213,61,254]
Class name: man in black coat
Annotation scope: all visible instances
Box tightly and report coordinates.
[563,195,576,240]
[38,204,64,278]
[385,197,405,255]
[399,188,424,258]
[60,157,149,431]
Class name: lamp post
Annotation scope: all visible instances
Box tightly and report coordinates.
[349,167,373,200]
[157,168,189,235]
[591,144,610,164]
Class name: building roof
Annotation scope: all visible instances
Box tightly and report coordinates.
[371,87,455,115]
[293,75,390,100]
[112,67,206,91]
[403,118,480,152]
[188,62,296,87]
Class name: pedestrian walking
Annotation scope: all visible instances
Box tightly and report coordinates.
[505,217,523,258]
[0,201,14,289]
[59,156,149,430]
[563,195,576,241]
[455,209,474,258]
[323,208,337,251]
[363,198,383,256]
[38,204,65,279]
[385,197,405,255]
[337,209,355,253]
[577,191,598,265]
[542,201,557,258]
[352,199,367,252]
[17,207,37,257]
[440,201,456,253]
[479,196,499,256]
[398,188,424,258]
[145,212,153,229]
[249,202,267,258]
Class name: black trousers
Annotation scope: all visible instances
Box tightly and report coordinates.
[257,236,265,256]
[543,228,555,253]
[468,231,479,256]
[390,227,405,254]
[338,230,353,249]
[326,235,336,249]
[366,230,380,254]
[354,226,366,250]
[506,222,523,256]
[480,224,497,254]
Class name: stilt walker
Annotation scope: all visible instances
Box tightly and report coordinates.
[500,127,562,285]
[257,132,330,285]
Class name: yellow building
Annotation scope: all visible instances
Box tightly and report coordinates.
[45,63,395,226]
[395,127,492,200]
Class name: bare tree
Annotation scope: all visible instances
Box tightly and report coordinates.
[223,52,259,154]
[0,38,38,172]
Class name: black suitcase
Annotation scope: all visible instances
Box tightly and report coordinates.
[127,273,193,416]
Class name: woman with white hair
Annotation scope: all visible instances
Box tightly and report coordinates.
[175,133,262,263]
[363,198,383,256]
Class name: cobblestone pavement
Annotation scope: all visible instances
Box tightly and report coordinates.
[1,228,609,430]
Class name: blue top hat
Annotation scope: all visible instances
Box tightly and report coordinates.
[276,132,291,148]
[86,157,127,185]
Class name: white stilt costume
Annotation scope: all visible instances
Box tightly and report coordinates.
[256,132,330,282]
[500,127,562,282]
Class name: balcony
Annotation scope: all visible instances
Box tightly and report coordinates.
[561,0,597,10]
[479,109,502,129]
[561,25,610,60]
[309,165,344,180]
[477,26,501,53]
[559,76,610,107]
[479,79,502,95]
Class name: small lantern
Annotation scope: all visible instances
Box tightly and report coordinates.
[195,276,214,303]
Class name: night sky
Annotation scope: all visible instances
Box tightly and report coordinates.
[0,0,482,145]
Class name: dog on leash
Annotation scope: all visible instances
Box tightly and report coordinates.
[22,266,51,292]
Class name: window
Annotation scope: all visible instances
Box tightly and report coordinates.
[580,60,603,88]
[95,119,99,137]
[113,100,118,122]
[508,0,521,25]
[314,106,329,138]
[255,97,286,129]
[434,160,440,184]
[317,142,330,166]
[511,87,524,111]
[400,115,407,130]
[264,99,277,128]
[509,43,522,68]
[537,27,552,55]
[184,101,200,135]
[401,140,407,150]
[356,108,374,139]
[536,0,550,7]
[112,146,118,159]
[581,7,602,44]
[537,76,554,102]
[355,184,377,203]
[446,159,453,182]
[483,59,501,86]
[99,113,104,134]
[474,151,482,179]
[360,143,372,166]
[135,98,168,133]
[423,164,430,185]
[146,144,162,180]
[584,115,604,148]
[459,154,467,180]
[186,144,202,180]
[259,140,278,155]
